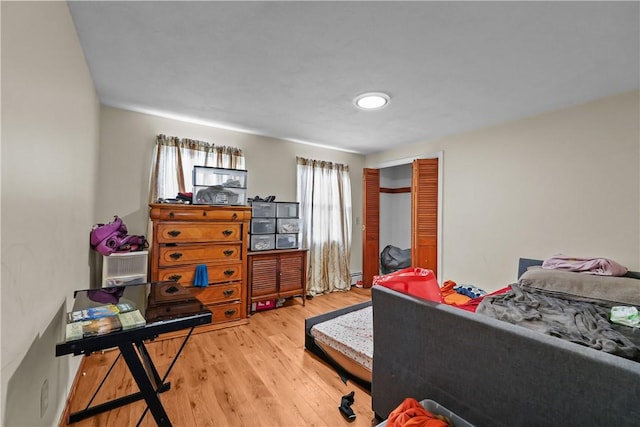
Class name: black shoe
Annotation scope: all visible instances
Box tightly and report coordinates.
[339,403,356,422]
[339,391,356,422]
[342,391,355,406]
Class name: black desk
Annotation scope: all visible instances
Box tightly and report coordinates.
[56,281,212,426]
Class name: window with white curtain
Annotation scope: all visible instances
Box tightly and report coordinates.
[296,156,352,296]
[149,134,245,203]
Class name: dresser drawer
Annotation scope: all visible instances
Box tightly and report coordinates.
[151,281,196,303]
[158,244,241,266]
[156,223,241,244]
[157,262,242,285]
[209,301,242,323]
[146,300,206,323]
[150,206,251,222]
[189,282,242,305]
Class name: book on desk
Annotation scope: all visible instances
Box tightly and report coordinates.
[66,304,146,341]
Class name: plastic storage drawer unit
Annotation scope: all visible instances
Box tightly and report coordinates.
[277,218,300,233]
[97,250,148,288]
[251,201,276,218]
[250,234,275,251]
[377,399,474,427]
[251,218,276,234]
[276,202,299,218]
[193,166,247,187]
[104,275,146,288]
[275,233,298,250]
[192,166,248,205]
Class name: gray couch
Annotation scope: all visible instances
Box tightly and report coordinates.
[371,283,640,426]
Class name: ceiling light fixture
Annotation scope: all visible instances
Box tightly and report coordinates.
[353,92,390,110]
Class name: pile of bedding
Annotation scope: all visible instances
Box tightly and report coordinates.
[477,264,640,361]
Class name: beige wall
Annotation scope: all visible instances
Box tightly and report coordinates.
[97,107,366,274]
[367,91,640,291]
[1,2,100,425]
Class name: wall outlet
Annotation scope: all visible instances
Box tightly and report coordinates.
[40,378,48,418]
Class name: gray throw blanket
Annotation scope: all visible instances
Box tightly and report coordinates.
[477,284,640,361]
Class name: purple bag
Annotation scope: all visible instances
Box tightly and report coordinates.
[90,216,126,248]
[90,216,147,256]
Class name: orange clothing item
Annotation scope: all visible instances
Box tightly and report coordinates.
[387,398,452,427]
[440,280,471,305]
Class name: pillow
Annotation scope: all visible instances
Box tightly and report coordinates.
[519,267,640,307]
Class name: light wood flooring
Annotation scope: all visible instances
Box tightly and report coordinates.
[60,287,374,427]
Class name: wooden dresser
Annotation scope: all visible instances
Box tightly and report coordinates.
[149,203,251,334]
[247,248,307,311]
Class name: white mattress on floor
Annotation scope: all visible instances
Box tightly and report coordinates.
[310,305,373,371]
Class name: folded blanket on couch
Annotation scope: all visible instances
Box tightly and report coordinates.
[542,255,628,276]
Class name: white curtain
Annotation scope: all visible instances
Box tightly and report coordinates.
[149,134,245,203]
[297,157,352,296]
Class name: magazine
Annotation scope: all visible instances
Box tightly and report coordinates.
[117,310,146,330]
[67,302,135,323]
[82,316,123,337]
[65,322,84,341]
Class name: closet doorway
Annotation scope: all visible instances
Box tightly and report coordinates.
[362,157,440,287]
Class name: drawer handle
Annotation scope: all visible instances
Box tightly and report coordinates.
[203,211,207,217]
[223,289,235,297]
[165,285,179,294]
[223,249,234,257]
[232,213,238,220]
[223,269,235,276]
[224,309,237,318]
[169,252,183,260]
[169,212,174,218]
[168,230,181,237]
[222,229,233,236]
[168,274,182,281]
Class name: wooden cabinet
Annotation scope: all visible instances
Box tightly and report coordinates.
[247,249,307,310]
[149,204,251,334]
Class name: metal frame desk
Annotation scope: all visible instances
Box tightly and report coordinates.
[56,281,212,426]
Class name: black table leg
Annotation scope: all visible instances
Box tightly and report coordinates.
[119,343,172,427]
[135,327,195,425]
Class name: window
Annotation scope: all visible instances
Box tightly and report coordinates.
[296,157,352,295]
[149,134,245,202]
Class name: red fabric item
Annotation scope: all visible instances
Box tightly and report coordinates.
[373,268,442,303]
[387,398,452,427]
[455,285,512,312]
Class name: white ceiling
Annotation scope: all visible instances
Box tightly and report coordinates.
[67,1,639,155]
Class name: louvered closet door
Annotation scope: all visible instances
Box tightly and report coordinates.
[411,158,438,276]
[362,168,380,288]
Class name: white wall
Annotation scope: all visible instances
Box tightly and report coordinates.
[367,91,640,291]
[379,165,411,251]
[1,2,100,425]
[97,107,366,274]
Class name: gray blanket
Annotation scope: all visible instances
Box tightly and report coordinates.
[477,284,640,361]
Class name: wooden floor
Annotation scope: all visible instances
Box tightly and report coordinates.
[61,287,374,427]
